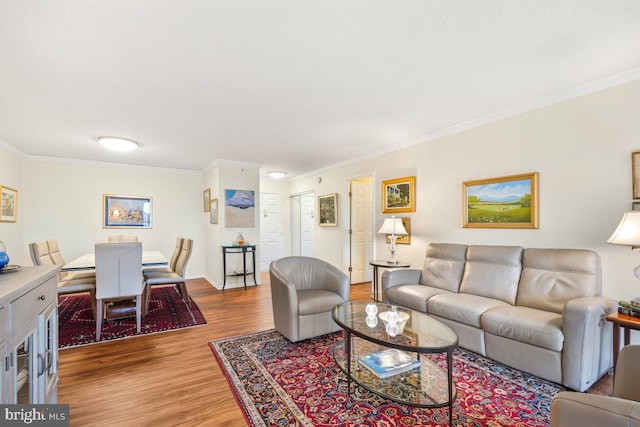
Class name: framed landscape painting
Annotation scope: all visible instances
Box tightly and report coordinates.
[225,189,255,227]
[103,194,152,228]
[318,193,338,226]
[463,172,539,229]
[210,198,218,224]
[0,186,18,222]
[382,176,415,213]
[203,188,211,212]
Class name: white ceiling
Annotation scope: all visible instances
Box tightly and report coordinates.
[1,1,639,179]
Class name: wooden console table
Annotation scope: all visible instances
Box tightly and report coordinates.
[606,312,640,374]
[221,244,257,289]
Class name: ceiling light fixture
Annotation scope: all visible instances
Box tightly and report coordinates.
[268,171,287,179]
[98,136,139,152]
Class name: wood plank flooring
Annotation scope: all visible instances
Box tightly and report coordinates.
[57,275,612,427]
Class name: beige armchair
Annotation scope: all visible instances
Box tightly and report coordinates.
[551,345,640,427]
[269,256,350,342]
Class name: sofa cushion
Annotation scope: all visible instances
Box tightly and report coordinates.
[458,245,523,305]
[428,293,510,328]
[419,243,468,292]
[517,248,601,314]
[482,306,564,351]
[386,285,450,312]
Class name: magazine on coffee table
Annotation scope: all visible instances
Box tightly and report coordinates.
[358,348,420,379]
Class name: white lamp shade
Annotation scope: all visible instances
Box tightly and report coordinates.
[607,211,640,246]
[377,217,408,236]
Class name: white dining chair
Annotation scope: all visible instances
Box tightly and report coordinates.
[95,242,144,341]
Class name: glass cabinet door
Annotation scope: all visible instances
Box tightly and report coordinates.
[38,303,58,403]
[12,325,37,404]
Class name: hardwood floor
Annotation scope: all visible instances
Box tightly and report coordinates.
[57,275,372,427]
[58,275,613,426]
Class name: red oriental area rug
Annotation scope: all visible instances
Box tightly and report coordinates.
[210,329,567,426]
[58,286,206,348]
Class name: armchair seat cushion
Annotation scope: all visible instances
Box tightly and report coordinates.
[483,306,563,351]
[428,293,509,328]
[298,289,345,316]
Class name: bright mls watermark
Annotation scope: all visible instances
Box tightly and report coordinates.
[0,405,69,426]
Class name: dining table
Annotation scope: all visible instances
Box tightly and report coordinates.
[61,250,168,271]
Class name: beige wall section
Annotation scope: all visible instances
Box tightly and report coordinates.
[0,144,24,259]
[20,158,205,278]
[289,79,640,302]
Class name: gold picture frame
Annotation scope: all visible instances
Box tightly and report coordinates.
[0,185,18,223]
[385,217,411,244]
[203,188,211,212]
[462,172,539,229]
[382,176,416,213]
[103,194,152,228]
[632,152,640,200]
[210,198,218,224]
[318,193,338,226]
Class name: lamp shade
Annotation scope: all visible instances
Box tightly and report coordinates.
[377,217,407,236]
[607,211,640,246]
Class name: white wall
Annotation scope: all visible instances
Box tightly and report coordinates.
[0,144,24,260]
[289,79,640,302]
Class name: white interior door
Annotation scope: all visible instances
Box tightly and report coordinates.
[350,178,373,283]
[291,192,315,257]
[259,192,284,271]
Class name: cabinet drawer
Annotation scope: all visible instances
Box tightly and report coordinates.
[10,277,56,333]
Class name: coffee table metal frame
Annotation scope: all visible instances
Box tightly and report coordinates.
[332,301,459,424]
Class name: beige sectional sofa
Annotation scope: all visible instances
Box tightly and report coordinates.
[381,243,617,392]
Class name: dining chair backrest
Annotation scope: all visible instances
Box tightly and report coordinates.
[168,237,183,272]
[174,238,193,277]
[95,242,143,300]
[46,239,67,265]
[108,235,139,243]
[30,241,54,266]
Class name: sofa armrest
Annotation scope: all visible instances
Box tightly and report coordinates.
[551,391,640,427]
[562,296,618,391]
[380,269,422,297]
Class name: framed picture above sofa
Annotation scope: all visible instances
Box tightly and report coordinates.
[462,172,539,229]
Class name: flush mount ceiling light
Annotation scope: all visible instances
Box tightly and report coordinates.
[98,136,139,152]
[268,171,287,179]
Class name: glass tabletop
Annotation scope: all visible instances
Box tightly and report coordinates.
[332,301,458,352]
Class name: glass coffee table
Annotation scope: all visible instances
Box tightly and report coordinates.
[332,302,459,423]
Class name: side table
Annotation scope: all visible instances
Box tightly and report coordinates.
[369,260,410,302]
[221,244,257,289]
[605,312,640,374]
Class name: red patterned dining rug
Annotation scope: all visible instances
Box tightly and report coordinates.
[209,329,568,427]
[58,285,206,348]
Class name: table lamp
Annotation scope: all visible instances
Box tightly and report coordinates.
[377,216,408,264]
[607,211,640,281]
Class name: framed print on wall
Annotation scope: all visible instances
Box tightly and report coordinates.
[318,193,338,226]
[382,176,416,213]
[0,186,18,222]
[103,194,152,228]
[462,172,539,229]
[203,188,211,212]
[225,189,255,227]
[210,198,218,224]
[632,152,640,199]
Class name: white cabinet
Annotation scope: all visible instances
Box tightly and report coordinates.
[0,266,59,404]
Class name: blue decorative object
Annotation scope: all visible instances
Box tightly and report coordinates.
[0,241,9,269]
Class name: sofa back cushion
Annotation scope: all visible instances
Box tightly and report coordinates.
[419,243,468,292]
[517,248,601,313]
[459,245,523,305]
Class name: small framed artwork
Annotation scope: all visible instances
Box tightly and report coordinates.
[385,217,411,245]
[225,189,255,227]
[203,188,211,212]
[0,186,18,222]
[318,193,338,226]
[210,198,218,224]
[632,152,640,200]
[382,176,416,213]
[103,194,152,228]
[462,172,539,229]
